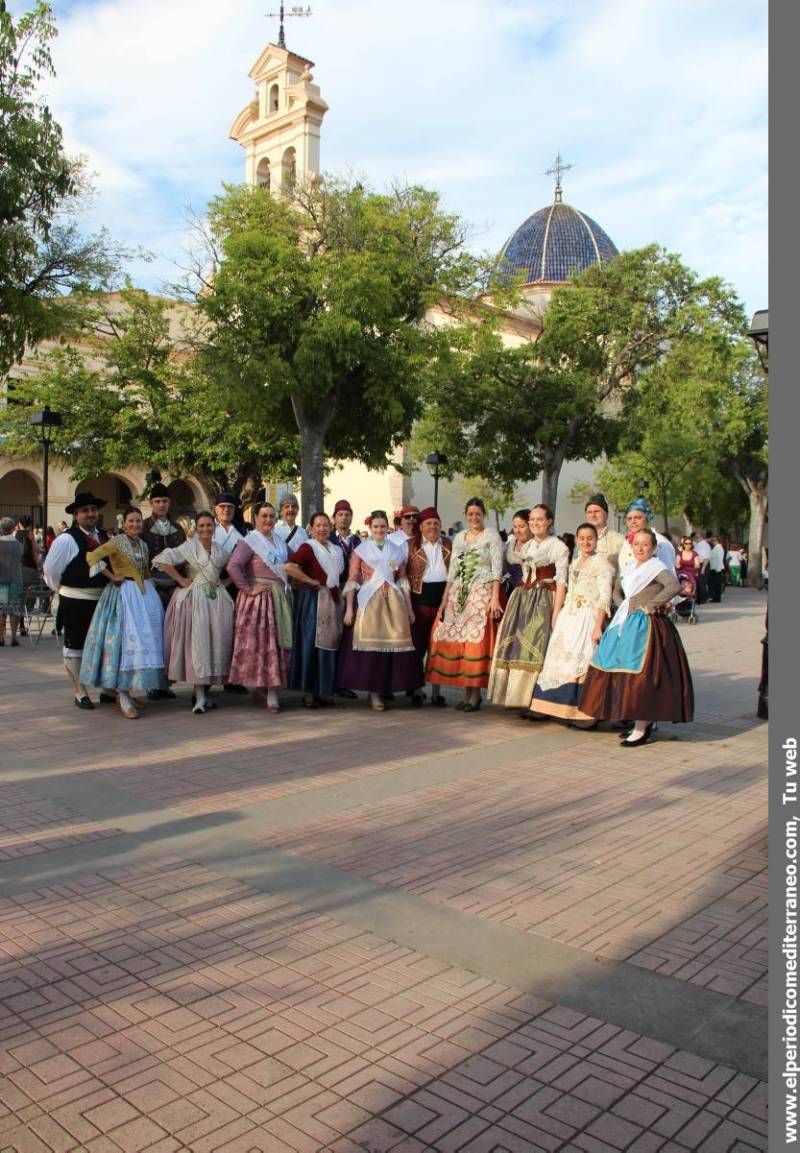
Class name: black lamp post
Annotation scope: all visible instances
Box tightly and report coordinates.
[30,406,62,559]
[425,451,448,510]
[748,309,768,374]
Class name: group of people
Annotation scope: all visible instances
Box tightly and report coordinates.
[32,484,695,747]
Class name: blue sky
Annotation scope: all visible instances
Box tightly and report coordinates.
[27,0,767,314]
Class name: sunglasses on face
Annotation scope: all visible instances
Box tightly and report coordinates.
[402,515,418,521]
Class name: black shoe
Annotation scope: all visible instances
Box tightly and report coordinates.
[620,723,655,748]
[520,710,544,721]
[410,693,423,708]
[75,695,95,710]
[569,720,598,731]
[223,683,248,694]
[159,687,177,699]
[430,695,447,707]
[146,690,161,701]
[99,692,117,704]
[336,688,358,699]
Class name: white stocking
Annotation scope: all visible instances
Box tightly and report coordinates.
[119,691,135,711]
[266,688,279,710]
[194,685,207,709]
[626,721,649,741]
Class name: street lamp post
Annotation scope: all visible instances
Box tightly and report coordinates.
[748,309,768,374]
[30,406,62,560]
[425,451,448,511]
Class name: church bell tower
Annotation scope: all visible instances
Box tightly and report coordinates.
[229,38,328,193]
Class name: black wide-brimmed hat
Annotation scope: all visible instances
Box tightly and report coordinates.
[149,482,171,498]
[65,492,107,514]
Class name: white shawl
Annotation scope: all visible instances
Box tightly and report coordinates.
[355,537,403,611]
[610,556,666,632]
[308,539,344,588]
[244,529,288,584]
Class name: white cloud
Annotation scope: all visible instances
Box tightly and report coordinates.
[35,0,766,311]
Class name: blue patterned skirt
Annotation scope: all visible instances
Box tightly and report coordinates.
[80,580,166,692]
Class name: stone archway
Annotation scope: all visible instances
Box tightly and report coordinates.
[0,467,42,523]
[76,474,136,530]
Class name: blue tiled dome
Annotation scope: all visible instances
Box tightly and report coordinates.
[500,199,618,285]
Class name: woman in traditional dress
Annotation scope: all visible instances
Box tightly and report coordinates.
[0,517,23,646]
[406,507,451,707]
[226,502,293,713]
[530,522,614,727]
[337,510,420,711]
[580,529,694,746]
[285,512,344,708]
[503,509,531,592]
[150,510,234,714]
[427,497,503,712]
[487,504,569,713]
[80,506,166,719]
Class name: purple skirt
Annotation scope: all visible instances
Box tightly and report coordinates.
[336,625,423,694]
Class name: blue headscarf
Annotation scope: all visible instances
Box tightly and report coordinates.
[625,497,654,521]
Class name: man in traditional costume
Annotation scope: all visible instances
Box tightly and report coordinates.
[42,492,112,709]
[142,483,186,607]
[141,481,185,698]
[406,506,451,706]
[329,498,362,699]
[583,494,625,572]
[387,504,419,563]
[274,495,309,554]
[329,500,361,580]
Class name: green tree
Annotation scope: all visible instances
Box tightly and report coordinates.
[418,246,746,513]
[185,179,484,516]
[0,1,121,374]
[1,285,297,494]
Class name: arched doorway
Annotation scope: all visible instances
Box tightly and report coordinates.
[76,474,135,530]
[0,467,42,525]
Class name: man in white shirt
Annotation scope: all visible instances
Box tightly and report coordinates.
[387,504,419,562]
[212,493,244,557]
[707,535,725,602]
[692,533,711,603]
[274,495,309,554]
[43,492,115,710]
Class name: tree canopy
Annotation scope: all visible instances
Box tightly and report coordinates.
[185,178,487,515]
[416,245,748,513]
[0,1,120,374]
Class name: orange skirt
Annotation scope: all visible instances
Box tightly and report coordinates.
[426,580,498,688]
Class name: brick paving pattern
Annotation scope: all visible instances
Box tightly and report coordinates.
[0,590,768,1150]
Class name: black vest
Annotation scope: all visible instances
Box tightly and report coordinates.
[61,525,109,589]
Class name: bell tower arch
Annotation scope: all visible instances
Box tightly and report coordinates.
[229,42,328,192]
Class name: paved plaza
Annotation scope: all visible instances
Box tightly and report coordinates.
[0,590,768,1152]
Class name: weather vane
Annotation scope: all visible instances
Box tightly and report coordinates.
[266,3,313,49]
[545,152,574,203]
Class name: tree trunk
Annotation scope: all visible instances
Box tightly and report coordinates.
[682,511,696,535]
[291,391,335,523]
[746,483,767,587]
[660,484,670,537]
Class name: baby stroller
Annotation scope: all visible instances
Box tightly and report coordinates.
[673,570,699,624]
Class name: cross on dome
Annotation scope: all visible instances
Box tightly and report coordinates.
[265,2,312,49]
[545,152,574,203]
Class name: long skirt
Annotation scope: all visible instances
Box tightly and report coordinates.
[531,603,597,722]
[579,610,694,723]
[289,587,338,698]
[81,580,166,692]
[228,585,291,689]
[337,587,421,694]
[427,580,498,689]
[163,585,234,686]
[488,585,553,708]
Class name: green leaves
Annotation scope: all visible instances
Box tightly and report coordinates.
[0,2,122,373]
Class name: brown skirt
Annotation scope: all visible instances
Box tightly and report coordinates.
[579,615,694,722]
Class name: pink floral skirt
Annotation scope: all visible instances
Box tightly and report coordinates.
[228,586,290,689]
